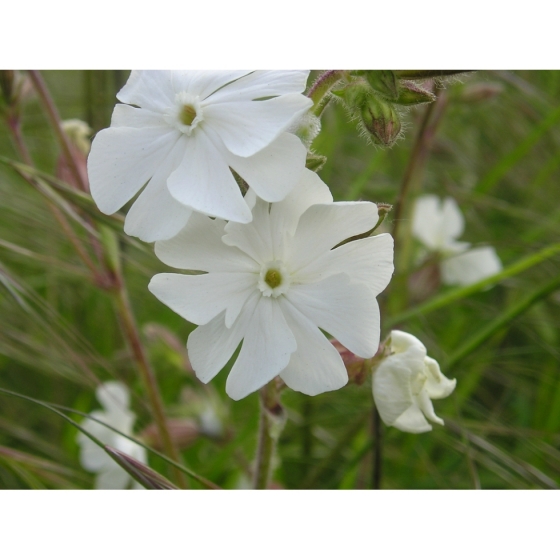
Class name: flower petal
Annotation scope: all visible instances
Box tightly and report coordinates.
[96,382,129,412]
[167,129,252,223]
[441,197,465,244]
[226,132,307,202]
[287,273,380,358]
[116,71,179,113]
[204,94,312,158]
[269,168,333,237]
[416,390,444,426]
[412,195,442,250]
[88,124,180,214]
[297,234,394,296]
[188,292,260,383]
[124,140,193,242]
[390,330,426,355]
[392,405,433,434]
[373,359,416,425]
[148,272,256,326]
[155,212,256,272]
[222,198,274,263]
[207,70,310,104]
[278,299,348,395]
[423,357,457,399]
[96,465,131,490]
[441,246,502,286]
[226,296,297,400]
[290,202,379,271]
[110,104,166,128]
[187,71,252,101]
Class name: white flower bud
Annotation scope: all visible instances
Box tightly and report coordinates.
[372,331,456,433]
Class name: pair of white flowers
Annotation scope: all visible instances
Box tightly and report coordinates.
[87,70,395,401]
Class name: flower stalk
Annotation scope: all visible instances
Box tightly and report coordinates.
[307,70,348,116]
[253,380,285,489]
[101,228,188,489]
[28,71,89,193]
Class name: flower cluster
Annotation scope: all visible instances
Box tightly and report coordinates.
[77,382,146,489]
[412,195,502,286]
[88,70,395,400]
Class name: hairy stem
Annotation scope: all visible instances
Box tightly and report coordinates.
[307,70,348,117]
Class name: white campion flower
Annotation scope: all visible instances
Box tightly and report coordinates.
[87,70,312,242]
[77,381,147,489]
[148,169,394,400]
[412,195,502,286]
[372,330,456,433]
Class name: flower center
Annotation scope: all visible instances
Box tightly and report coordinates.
[264,269,282,289]
[258,261,291,298]
[180,104,197,126]
[164,92,203,136]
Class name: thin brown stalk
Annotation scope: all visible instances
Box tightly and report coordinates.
[391,90,448,244]
[28,71,88,193]
[112,275,189,489]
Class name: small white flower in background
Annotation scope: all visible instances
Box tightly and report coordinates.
[372,330,456,433]
[149,169,394,400]
[87,70,312,242]
[77,381,146,489]
[412,195,502,286]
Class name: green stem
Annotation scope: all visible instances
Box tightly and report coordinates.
[253,381,284,489]
[307,70,348,117]
[371,406,383,489]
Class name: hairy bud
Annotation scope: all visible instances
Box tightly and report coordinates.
[306,152,327,172]
[360,95,401,147]
[363,70,399,101]
[395,81,436,106]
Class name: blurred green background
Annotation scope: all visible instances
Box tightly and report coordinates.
[0,70,559,489]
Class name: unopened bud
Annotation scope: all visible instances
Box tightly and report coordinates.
[360,96,401,147]
[461,82,503,102]
[395,81,436,106]
[306,152,327,172]
[334,80,370,110]
[61,119,92,155]
[363,71,399,101]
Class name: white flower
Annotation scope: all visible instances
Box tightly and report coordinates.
[148,169,394,400]
[412,195,502,286]
[87,70,312,242]
[372,330,456,433]
[77,381,147,489]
